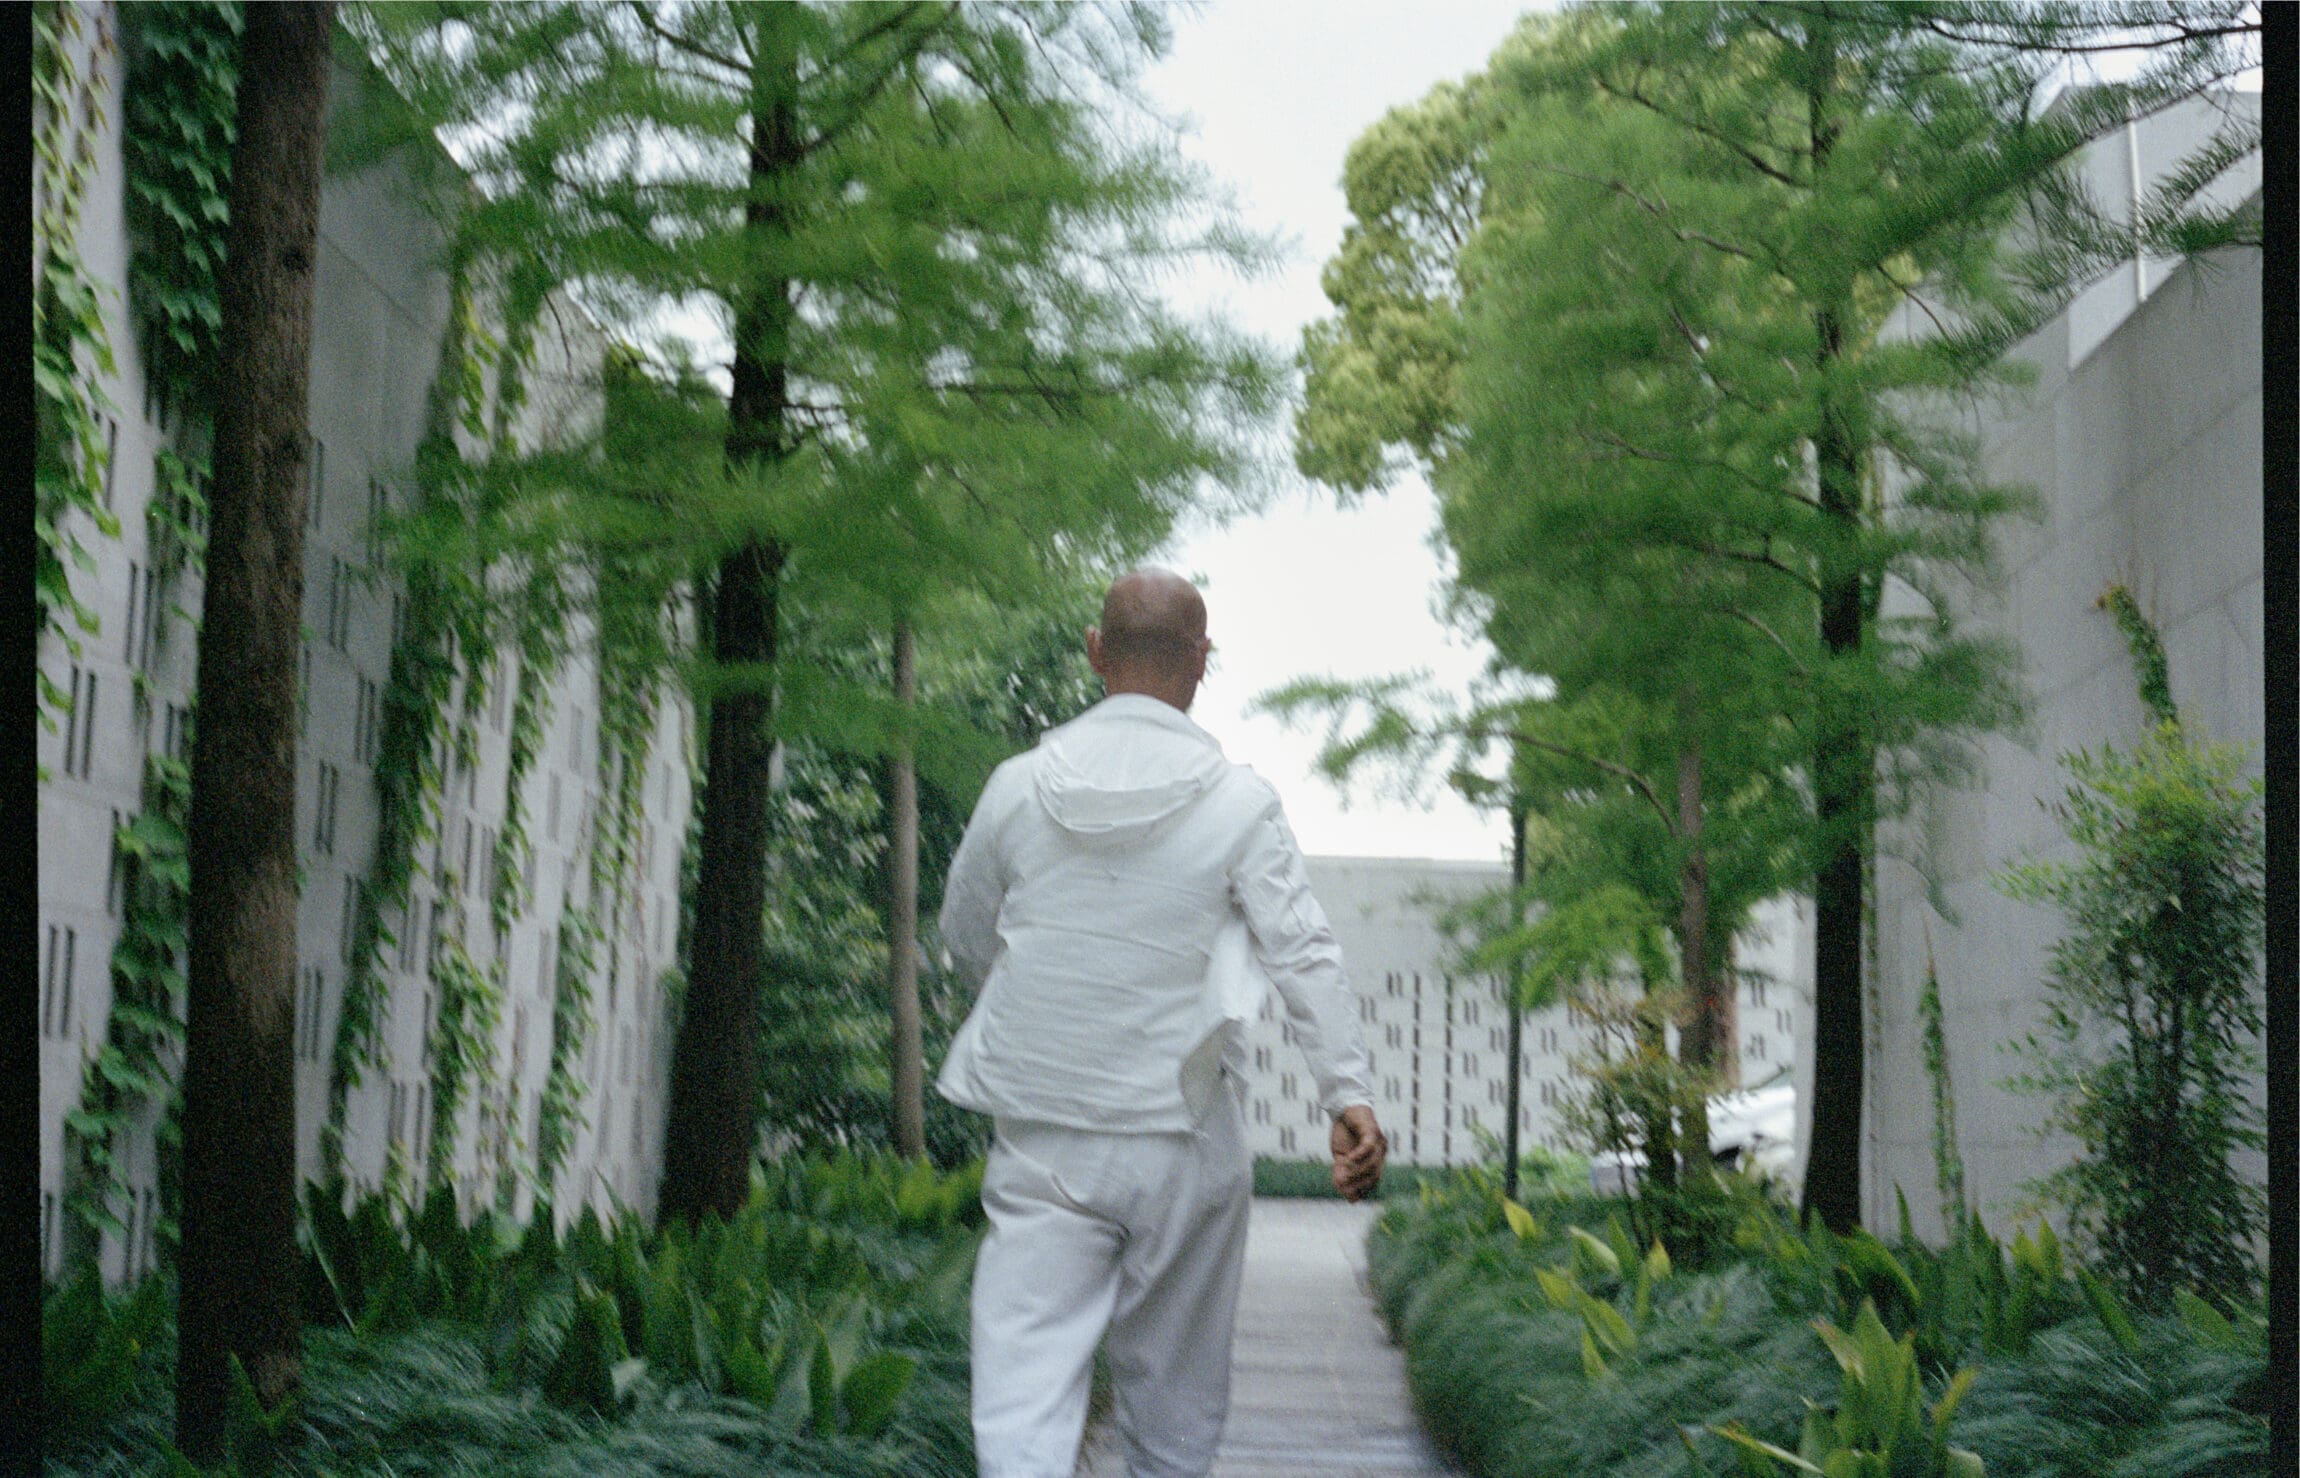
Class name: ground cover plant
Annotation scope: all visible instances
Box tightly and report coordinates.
[1366,1167,2270,1478]
[43,1153,984,1477]
[1249,1149,1584,1203]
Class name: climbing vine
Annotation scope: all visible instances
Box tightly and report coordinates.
[533,902,600,1197]
[68,754,193,1246]
[121,1,241,428]
[2096,584,2177,729]
[34,0,121,747]
[1916,928,1968,1237]
[54,0,242,1271]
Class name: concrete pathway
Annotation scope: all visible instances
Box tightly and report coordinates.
[1076,1198,1462,1477]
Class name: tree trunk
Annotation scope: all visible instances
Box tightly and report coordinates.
[657,9,798,1229]
[1673,707,1720,1180]
[1637,944,1678,1195]
[1802,357,1869,1234]
[1796,21,1868,1235]
[886,620,925,1159]
[174,3,335,1459]
[1503,794,1527,1202]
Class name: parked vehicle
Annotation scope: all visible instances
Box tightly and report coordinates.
[1587,1077,1796,1195]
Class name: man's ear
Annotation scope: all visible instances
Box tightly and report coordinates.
[1085,626,1107,677]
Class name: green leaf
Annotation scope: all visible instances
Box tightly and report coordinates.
[1501,1197,1541,1241]
[2075,1267,2141,1356]
[1534,1265,1582,1311]
[839,1350,915,1439]
[1579,1323,1611,1382]
[1712,1423,1825,1475]
[808,1325,839,1434]
[1568,1225,1621,1279]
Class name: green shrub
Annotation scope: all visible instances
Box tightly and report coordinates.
[45,1153,984,1477]
[1996,593,2266,1309]
[1247,1156,1474,1201]
[1367,1172,2270,1478]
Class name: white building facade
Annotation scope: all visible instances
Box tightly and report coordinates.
[1237,858,1812,1169]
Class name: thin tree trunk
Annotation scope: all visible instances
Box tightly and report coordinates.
[886,620,925,1159]
[1674,705,1718,1180]
[1504,794,1527,1202]
[1638,944,1678,1195]
[658,9,798,1229]
[175,3,335,1459]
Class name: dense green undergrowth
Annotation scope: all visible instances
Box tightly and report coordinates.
[1368,1168,2270,1478]
[44,1154,985,1477]
[1251,1147,1590,1203]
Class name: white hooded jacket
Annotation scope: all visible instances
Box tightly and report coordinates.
[935,693,1376,1133]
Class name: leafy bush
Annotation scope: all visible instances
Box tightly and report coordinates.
[1996,589,2266,1308]
[1248,1155,1516,1201]
[44,1154,984,1477]
[1366,1170,2270,1478]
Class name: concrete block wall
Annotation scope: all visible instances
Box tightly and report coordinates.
[1870,241,2264,1242]
[36,10,693,1282]
[1240,859,1811,1170]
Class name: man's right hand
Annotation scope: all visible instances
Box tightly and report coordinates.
[1329,1104,1386,1202]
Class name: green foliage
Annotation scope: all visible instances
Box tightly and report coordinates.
[42,1266,171,1451]
[121,1,242,425]
[1995,717,2266,1305]
[1367,1171,2266,1478]
[424,932,504,1183]
[2096,585,2177,729]
[33,0,122,744]
[1915,936,1969,1237]
[534,903,601,1196]
[1248,1156,1478,1202]
[67,752,196,1252]
[1705,1301,1984,1478]
[47,1154,983,1476]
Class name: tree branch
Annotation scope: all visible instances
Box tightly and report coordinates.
[625,2,746,76]
[1529,162,1767,263]
[1497,729,1675,831]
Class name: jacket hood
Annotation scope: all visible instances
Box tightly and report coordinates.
[1033,695,1230,837]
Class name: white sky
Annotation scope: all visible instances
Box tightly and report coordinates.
[1137,0,1534,863]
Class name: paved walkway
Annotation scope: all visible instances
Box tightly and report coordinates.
[1076,1198,1462,1477]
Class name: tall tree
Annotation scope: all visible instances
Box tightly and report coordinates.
[344,1,1276,1222]
[1296,2,2255,1230]
[174,2,336,1457]
[1287,17,1804,1170]
[1461,0,2272,1227]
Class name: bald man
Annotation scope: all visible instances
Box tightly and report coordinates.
[937,568,1387,1478]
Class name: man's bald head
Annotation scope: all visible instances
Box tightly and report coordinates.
[1087,568,1211,710]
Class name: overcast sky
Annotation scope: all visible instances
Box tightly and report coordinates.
[1135,0,1535,864]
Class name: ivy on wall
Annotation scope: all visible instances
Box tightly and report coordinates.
[323,264,491,1175]
[122,1,241,427]
[34,0,122,750]
[69,753,193,1248]
[56,1,241,1270]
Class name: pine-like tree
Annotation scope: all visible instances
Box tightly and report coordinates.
[342,1,1278,1222]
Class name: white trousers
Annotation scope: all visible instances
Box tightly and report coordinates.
[970,1094,1251,1478]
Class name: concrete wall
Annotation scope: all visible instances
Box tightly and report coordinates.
[1869,237,2264,1240]
[36,9,691,1282]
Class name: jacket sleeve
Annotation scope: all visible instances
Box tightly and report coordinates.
[1229,790,1375,1116]
[939,762,1018,993]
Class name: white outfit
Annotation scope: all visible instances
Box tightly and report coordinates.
[937,693,1374,1478]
